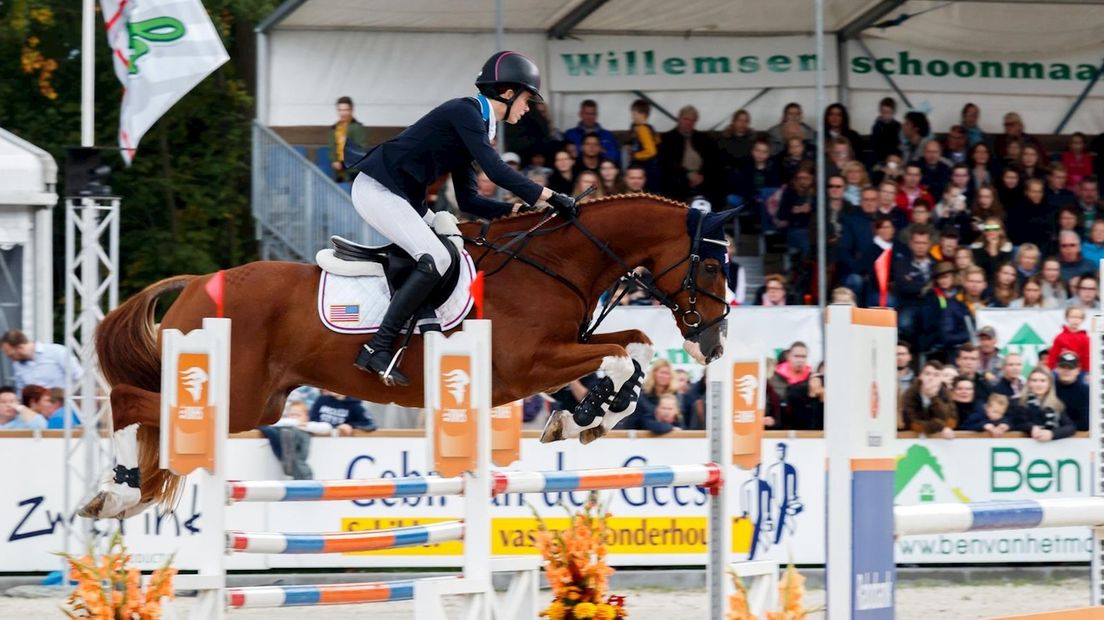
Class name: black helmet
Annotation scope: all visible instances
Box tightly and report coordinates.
[475,51,543,103]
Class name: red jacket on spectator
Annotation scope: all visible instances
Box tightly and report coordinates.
[895,187,933,213]
[1046,326,1090,371]
[1062,151,1096,186]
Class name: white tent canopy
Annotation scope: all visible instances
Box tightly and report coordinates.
[0,127,56,346]
[257,0,1104,134]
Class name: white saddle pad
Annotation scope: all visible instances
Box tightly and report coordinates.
[316,250,476,335]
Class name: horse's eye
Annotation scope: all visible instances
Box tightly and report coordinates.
[704,263,718,274]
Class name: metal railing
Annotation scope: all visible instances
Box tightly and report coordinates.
[251,122,384,262]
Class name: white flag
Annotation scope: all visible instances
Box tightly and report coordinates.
[100,0,229,164]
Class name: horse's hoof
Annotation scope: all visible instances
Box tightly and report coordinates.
[579,425,609,445]
[540,412,568,443]
[77,493,107,519]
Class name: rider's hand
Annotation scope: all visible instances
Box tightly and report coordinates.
[547,192,577,218]
[512,203,538,216]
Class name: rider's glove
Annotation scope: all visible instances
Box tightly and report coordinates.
[547,192,578,219]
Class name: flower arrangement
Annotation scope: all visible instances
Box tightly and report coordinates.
[727,563,814,620]
[535,491,628,620]
[60,531,176,619]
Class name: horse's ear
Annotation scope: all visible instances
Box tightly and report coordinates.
[703,208,740,232]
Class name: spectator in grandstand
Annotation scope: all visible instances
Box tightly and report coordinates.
[933,185,970,239]
[573,170,603,201]
[939,364,960,390]
[1010,274,1058,309]
[564,100,620,165]
[949,375,983,433]
[956,343,993,403]
[782,360,824,430]
[19,384,56,427]
[1020,144,1047,182]
[944,125,970,165]
[732,137,780,211]
[996,112,1046,161]
[969,188,1006,247]
[967,143,998,195]
[898,200,933,246]
[718,109,755,171]
[927,262,971,356]
[259,401,323,479]
[628,99,660,189]
[960,103,989,148]
[1003,139,1023,170]
[767,102,816,155]
[1012,242,1040,284]
[1006,179,1053,251]
[1071,275,1100,311]
[871,151,904,186]
[821,174,852,249]
[826,137,854,178]
[1053,351,1089,431]
[892,226,935,350]
[870,97,901,161]
[775,133,812,185]
[659,105,721,203]
[899,111,932,164]
[1040,256,1070,304]
[43,387,79,429]
[769,341,812,404]
[876,180,909,230]
[897,341,915,393]
[309,391,377,435]
[976,325,1002,378]
[896,163,934,212]
[956,265,990,318]
[639,393,683,435]
[623,164,648,194]
[756,274,793,306]
[996,166,1023,214]
[900,360,956,438]
[776,161,816,259]
[329,96,366,183]
[629,359,678,431]
[548,149,575,194]
[854,215,897,306]
[1077,177,1104,232]
[501,152,522,171]
[1014,367,1075,442]
[573,133,608,178]
[1082,219,1104,266]
[952,246,978,283]
[598,160,627,195]
[830,287,857,305]
[989,263,1019,307]
[1061,133,1095,187]
[919,140,952,199]
[824,104,862,159]
[1045,164,1078,212]
[1047,306,1090,371]
[946,163,974,205]
[841,161,868,208]
[0,385,46,430]
[930,224,959,262]
[837,186,881,297]
[1,329,82,397]
[993,352,1025,400]
[1057,230,1094,281]
[961,393,1012,436]
[970,217,1012,282]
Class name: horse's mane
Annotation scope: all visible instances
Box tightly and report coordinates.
[459,192,689,234]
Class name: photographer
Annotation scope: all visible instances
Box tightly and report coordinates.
[1012,367,1075,442]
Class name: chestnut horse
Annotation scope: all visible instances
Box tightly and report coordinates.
[80,194,734,519]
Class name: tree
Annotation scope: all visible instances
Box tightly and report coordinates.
[0,0,277,300]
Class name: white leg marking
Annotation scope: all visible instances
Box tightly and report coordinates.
[78,423,142,519]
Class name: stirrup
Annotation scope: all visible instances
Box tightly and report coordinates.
[355,344,410,387]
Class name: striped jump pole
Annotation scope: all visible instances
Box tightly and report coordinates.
[493,463,722,495]
[227,579,415,609]
[896,498,1104,537]
[227,475,465,502]
[227,520,465,554]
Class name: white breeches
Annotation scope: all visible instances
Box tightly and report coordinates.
[351,173,453,274]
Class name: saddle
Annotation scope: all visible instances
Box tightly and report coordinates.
[315,212,476,335]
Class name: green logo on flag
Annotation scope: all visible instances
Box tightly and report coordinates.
[1000,323,1048,377]
[127,17,187,75]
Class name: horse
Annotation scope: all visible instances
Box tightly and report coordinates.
[79,194,735,519]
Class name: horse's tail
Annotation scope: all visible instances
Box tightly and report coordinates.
[96,274,197,511]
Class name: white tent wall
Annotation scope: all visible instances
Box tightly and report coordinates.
[267,30,548,127]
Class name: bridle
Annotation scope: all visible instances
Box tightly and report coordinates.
[462,193,730,343]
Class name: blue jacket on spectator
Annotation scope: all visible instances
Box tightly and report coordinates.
[891,255,932,307]
[957,401,989,431]
[1054,372,1089,431]
[836,210,878,278]
[309,394,377,431]
[1060,257,1096,282]
[927,288,971,353]
[564,123,621,166]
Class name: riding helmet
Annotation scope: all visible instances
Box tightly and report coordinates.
[475,51,544,103]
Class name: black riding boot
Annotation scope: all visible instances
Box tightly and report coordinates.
[355,255,442,386]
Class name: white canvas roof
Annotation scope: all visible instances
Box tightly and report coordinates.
[0,128,57,207]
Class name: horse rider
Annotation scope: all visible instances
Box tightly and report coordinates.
[345,51,578,387]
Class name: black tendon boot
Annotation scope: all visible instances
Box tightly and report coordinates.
[355,255,442,386]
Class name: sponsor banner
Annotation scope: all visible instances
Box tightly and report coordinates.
[976,308,1068,376]
[0,433,1092,571]
[847,39,1104,97]
[548,35,839,93]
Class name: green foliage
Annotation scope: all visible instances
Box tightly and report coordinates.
[0,0,277,297]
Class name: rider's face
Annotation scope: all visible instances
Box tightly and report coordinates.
[506,90,532,124]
